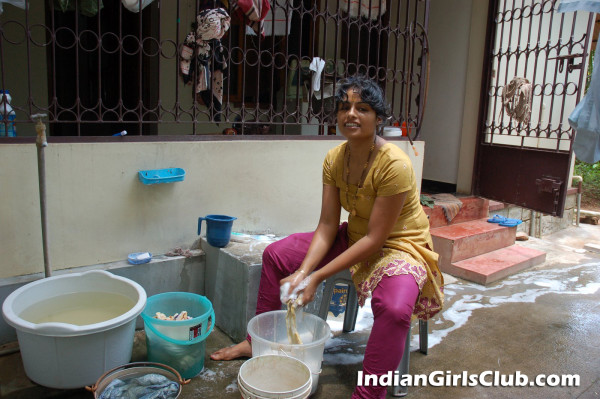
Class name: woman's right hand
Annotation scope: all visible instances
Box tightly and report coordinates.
[280,269,306,296]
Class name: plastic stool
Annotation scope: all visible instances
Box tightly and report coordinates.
[318,269,429,396]
[317,269,358,332]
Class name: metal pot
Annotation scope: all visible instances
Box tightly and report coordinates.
[86,362,189,398]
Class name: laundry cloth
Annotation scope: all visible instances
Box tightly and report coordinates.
[309,57,326,92]
[567,33,600,163]
[98,373,179,399]
[180,8,231,121]
[429,193,463,223]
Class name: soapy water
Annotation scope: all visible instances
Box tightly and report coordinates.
[324,261,600,359]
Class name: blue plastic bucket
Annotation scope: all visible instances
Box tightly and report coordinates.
[141,292,215,379]
[198,214,237,247]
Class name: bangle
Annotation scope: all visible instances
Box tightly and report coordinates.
[297,269,306,275]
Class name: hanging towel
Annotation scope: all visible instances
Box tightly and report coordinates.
[429,193,463,223]
[180,8,231,121]
[502,77,533,125]
[309,57,326,92]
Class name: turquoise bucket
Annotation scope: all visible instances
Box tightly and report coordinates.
[141,292,215,379]
[198,214,237,248]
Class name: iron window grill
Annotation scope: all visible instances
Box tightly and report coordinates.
[0,0,429,139]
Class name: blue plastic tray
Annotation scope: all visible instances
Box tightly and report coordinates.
[128,252,152,264]
[138,168,185,185]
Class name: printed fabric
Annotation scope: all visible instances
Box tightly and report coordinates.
[322,142,444,320]
[230,0,270,37]
[180,8,231,121]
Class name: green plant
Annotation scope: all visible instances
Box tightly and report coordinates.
[574,160,600,203]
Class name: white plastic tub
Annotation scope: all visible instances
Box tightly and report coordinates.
[247,310,331,395]
[238,355,312,399]
[2,270,147,389]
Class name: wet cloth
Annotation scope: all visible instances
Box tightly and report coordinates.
[323,142,444,319]
[98,373,179,399]
[502,77,532,125]
[255,227,420,399]
[180,8,231,121]
[429,193,463,223]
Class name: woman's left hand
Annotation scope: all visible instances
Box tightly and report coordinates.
[299,276,320,306]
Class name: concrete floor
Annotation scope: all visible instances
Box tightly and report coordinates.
[1,224,600,399]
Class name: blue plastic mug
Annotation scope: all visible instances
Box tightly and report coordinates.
[198,215,237,248]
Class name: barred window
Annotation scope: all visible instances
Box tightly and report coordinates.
[0,0,429,138]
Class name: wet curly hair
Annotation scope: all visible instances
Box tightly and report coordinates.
[334,75,391,122]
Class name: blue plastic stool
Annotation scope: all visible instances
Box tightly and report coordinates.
[318,269,429,397]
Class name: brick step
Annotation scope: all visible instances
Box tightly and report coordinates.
[444,245,547,285]
[431,218,516,264]
[424,197,490,229]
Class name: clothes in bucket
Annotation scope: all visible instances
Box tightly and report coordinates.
[247,310,330,395]
[86,362,188,399]
[141,292,215,379]
[197,214,237,247]
[238,355,312,399]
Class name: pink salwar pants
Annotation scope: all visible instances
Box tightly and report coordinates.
[252,223,420,399]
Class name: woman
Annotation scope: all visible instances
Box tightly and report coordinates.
[211,75,444,398]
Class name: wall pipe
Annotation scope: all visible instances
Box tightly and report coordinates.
[33,114,51,278]
[572,175,583,227]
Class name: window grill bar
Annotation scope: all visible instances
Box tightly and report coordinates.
[0,0,429,139]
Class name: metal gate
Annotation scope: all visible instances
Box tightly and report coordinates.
[474,0,594,216]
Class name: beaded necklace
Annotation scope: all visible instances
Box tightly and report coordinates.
[344,135,377,217]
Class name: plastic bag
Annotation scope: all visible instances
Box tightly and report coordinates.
[568,39,600,164]
[121,0,154,13]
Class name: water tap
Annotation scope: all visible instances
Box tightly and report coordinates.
[31,113,48,148]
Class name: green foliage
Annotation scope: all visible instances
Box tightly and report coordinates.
[574,160,600,202]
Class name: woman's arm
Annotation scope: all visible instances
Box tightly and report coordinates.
[281,184,341,291]
[300,190,407,303]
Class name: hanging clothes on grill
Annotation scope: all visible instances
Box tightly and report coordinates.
[230,0,270,37]
[180,8,231,121]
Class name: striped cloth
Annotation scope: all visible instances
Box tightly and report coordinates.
[430,193,463,223]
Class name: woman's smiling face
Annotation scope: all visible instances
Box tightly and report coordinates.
[337,88,380,141]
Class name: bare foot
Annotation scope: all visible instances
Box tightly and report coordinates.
[210,339,252,361]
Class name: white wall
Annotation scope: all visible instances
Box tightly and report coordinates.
[0,139,424,279]
[420,0,474,185]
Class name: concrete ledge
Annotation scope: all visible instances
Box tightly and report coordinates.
[0,253,205,345]
[201,235,324,343]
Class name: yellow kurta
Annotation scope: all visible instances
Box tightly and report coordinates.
[323,142,444,320]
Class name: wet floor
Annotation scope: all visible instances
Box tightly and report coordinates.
[1,224,599,398]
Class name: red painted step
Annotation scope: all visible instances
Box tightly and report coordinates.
[446,245,547,285]
[424,197,489,229]
[431,219,516,264]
